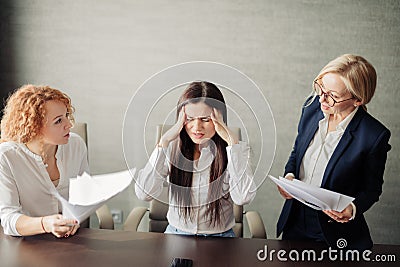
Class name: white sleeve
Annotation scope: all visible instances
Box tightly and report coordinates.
[0,156,23,236]
[226,141,257,205]
[349,202,356,220]
[135,147,170,201]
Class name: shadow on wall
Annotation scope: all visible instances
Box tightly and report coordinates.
[0,0,17,119]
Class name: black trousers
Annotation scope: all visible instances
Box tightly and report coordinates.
[282,201,326,242]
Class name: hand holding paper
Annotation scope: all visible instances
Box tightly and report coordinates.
[55,168,136,223]
[269,175,354,212]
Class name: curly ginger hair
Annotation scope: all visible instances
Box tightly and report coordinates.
[1,84,74,143]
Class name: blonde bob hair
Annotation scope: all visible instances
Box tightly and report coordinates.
[313,54,377,110]
[1,84,74,143]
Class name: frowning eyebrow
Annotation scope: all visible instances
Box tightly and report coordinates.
[52,115,63,121]
[319,81,344,95]
[186,116,211,119]
[52,112,69,121]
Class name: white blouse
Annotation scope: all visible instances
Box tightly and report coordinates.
[299,107,358,186]
[0,133,89,236]
[135,141,256,234]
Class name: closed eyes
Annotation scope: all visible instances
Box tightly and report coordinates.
[186,116,211,122]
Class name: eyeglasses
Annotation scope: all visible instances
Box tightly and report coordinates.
[313,80,354,107]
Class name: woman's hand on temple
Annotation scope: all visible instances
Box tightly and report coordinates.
[158,107,186,148]
[211,108,238,146]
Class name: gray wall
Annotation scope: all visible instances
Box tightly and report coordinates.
[1,0,399,244]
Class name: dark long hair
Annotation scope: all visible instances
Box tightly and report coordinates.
[169,81,230,226]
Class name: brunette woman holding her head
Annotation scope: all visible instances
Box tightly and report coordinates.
[135,81,256,237]
[0,85,89,238]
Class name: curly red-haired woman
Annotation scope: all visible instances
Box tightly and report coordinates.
[0,85,89,238]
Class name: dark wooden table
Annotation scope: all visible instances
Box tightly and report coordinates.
[0,227,398,267]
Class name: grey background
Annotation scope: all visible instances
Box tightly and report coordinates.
[1,0,399,244]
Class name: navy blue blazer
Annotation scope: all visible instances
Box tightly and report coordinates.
[277,96,391,250]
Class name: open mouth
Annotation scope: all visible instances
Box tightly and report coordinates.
[192,132,205,139]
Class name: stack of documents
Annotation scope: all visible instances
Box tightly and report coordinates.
[269,175,354,211]
[54,169,135,223]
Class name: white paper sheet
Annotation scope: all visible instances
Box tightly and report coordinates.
[269,175,354,211]
[54,168,135,223]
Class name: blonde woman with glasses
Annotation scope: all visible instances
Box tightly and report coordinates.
[276,54,391,250]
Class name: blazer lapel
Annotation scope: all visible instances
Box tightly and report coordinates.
[296,109,323,176]
[321,108,365,187]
